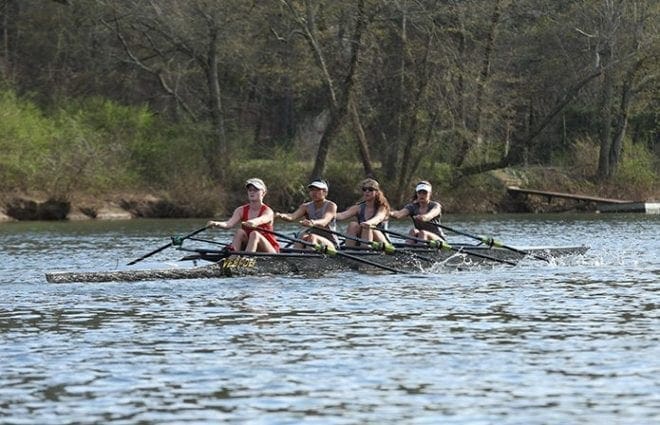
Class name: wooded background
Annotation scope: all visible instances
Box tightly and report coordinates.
[1,0,657,207]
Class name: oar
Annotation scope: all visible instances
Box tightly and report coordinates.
[127,225,208,266]
[435,223,550,263]
[304,225,396,253]
[188,237,231,247]
[306,225,437,263]
[244,225,406,274]
[377,227,518,266]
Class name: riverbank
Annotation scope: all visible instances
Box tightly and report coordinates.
[0,192,205,222]
[1,167,657,222]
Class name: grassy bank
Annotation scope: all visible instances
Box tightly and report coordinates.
[1,89,657,220]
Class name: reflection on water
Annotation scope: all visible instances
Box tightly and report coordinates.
[1,215,658,423]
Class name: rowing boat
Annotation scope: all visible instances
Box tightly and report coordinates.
[45,245,588,283]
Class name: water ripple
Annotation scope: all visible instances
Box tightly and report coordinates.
[1,216,659,423]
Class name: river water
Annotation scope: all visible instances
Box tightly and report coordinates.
[1,215,658,424]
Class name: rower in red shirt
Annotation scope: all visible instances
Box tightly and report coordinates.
[207,178,280,253]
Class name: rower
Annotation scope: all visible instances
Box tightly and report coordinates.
[275,179,338,250]
[336,178,391,247]
[207,178,280,253]
[389,180,446,243]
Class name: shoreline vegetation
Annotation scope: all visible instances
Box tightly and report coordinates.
[1,2,658,223]
[1,88,657,223]
[1,165,657,223]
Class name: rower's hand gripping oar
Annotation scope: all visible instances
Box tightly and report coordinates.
[126,225,209,266]
[244,224,406,274]
[306,225,437,264]
[376,227,518,266]
[435,223,550,263]
[304,225,396,254]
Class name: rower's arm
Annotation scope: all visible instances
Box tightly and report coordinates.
[336,205,357,221]
[362,205,389,227]
[276,204,306,222]
[207,207,242,229]
[389,207,410,220]
[415,203,441,222]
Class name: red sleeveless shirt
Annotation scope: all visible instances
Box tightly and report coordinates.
[240,204,280,252]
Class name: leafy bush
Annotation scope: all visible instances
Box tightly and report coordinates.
[0,91,56,191]
[324,161,371,209]
[613,141,658,198]
[225,149,309,212]
[0,90,218,200]
[565,137,599,178]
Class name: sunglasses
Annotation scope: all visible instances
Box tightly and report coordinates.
[362,187,376,192]
[416,190,428,194]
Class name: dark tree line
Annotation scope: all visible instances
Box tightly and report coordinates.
[1,0,657,201]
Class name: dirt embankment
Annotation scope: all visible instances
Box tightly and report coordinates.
[0,193,210,222]
[1,167,656,222]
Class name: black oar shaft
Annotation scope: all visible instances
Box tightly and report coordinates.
[127,225,208,266]
[436,223,550,262]
[307,225,436,263]
[379,227,517,266]
[188,237,231,247]
[248,225,405,274]
[302,224,369,245]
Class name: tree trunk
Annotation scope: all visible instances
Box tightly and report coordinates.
[348,96,375,177]
[385,4,407,175]
[309,0,366,179]
[608,57,644,176]
[0,0,19,80]
[206,26,228,180]
[473,0,503,144]
[596,42,614,180]
[458,68,604,177]
[310,111,342,178]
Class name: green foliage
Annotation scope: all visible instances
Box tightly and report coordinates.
[0,91,56,191]
[323,161,370,208]
[221,156,381,212]
[0,89,217,200]
[613,141,658,195]
[56,97,154,131]
[2,0,657,197]
[225,149,309,211]
[164,171,222,218]
[557,137,600,178]
[414,161,454,196]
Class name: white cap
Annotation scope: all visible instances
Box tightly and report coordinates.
[245,178,266,191]
[308,179,329,191]
[415,181,432,192]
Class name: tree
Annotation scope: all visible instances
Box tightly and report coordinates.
[97,0,276,179]
[0,0,79,88]
[587,0,659,179]
[278,0,367,179]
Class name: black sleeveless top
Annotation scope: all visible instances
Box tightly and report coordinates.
[404,201,442,236]
[357,202,388,230]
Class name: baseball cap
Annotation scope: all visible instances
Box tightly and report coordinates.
[415,181,432,192]
[308,179,329,191]
[245,178,266,191]
[361,178,380,191]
